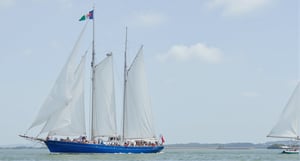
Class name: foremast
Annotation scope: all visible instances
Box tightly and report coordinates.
[90,6,96,140]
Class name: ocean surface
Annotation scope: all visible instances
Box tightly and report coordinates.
[0,148,299,161]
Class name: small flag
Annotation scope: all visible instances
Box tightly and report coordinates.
[160,135,165,144]
[79,15,86,21]
[87,10,93,19]
[79,10,94,21]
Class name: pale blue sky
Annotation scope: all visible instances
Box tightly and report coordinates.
[0,0,298,145]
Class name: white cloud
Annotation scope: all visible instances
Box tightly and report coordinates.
[131,12,166,27]
[0,0,16,8]
[157,43,223,64]
[207,0,271,16]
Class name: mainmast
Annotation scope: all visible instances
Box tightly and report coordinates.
[122,27,128,142]
[90,6,96,140]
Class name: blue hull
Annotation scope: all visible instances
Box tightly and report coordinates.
[44,140,164,153]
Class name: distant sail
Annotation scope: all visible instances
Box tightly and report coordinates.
[92,54,117,138]
[124,46,156,139]
[268,82,300,139]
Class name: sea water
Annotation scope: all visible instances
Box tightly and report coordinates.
[0,148,299,161]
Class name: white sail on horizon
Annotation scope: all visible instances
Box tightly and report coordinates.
[124,46,156,139]
[268,82,300,139]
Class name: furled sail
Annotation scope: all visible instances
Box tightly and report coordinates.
[92,54,117,138]
[124,46,156,139]
[268,82,300,139]
[28,22,88,135]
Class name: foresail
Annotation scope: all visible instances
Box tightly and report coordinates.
[124,46,156,139]
[29,22,88,134]
[46,55,86,136]
[92,54,117,138]
[268,82,300,139]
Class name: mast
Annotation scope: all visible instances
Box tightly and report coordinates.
[122,27,128,141]
[90,6,96,140]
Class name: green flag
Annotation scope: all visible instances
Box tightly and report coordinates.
[79,10,94,21]
[79,15,86,21]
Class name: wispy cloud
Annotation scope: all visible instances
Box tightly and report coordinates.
[0,0,16,8]
[130,12,166,27]
[207,0,271,16]
[157,43,223,64]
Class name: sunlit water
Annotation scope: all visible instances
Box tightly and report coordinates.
[0,148,299,161]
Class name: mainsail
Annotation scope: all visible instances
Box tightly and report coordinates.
[92,54,117,138]
[124,46,156,139]
[268,82,300,139]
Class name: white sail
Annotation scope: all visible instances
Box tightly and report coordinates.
[92,54,117,138]
[45,55,86,136]
[29,22,88,134]
[268,82,300,139]
[124,46,156,139]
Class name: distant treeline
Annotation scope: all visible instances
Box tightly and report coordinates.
[0,146,46,149]
[166,141,298,149]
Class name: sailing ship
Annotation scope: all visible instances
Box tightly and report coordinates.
[20,9,164,153]
[267,82,300,154]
